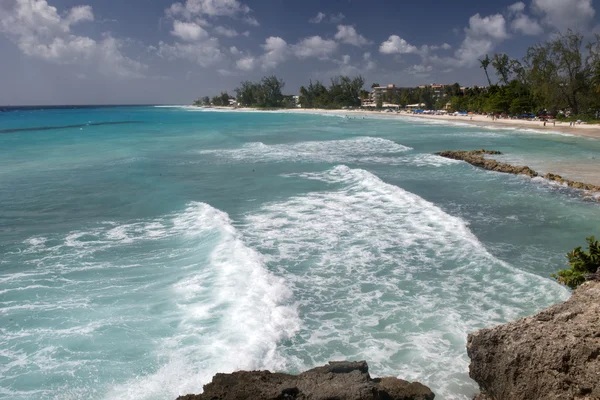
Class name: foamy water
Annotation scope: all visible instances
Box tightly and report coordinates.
[1,106,598,400]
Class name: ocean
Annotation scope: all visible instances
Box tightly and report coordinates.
[1,106,599,400]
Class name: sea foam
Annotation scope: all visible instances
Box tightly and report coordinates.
[241,165,570,400]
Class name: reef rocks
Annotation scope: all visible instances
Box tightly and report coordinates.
[436,150,600,198]
[467,281,600,400]
[176,361,435,400]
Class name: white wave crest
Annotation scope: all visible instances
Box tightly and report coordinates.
[198,137,412,164]
[241,165,570,400]
[3,203,299,400]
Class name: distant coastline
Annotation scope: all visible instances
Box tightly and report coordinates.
[190,105,600,140]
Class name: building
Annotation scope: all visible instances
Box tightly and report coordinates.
[371,84,412,102]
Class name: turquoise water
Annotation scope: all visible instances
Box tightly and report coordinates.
[1,106,599,400]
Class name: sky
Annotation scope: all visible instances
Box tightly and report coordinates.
[0,0,599,105]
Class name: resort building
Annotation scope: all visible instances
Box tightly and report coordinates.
[371,84,412,102]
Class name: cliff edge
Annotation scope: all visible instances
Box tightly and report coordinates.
[176,361,435,400]
[467,281,600,400]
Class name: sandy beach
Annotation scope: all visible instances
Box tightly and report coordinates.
[272,108,600,139]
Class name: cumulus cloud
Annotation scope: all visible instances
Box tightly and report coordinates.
[236,55,255,70]
[507,2,543,36]
[334,25,371,46]
[157,37,223,67]
[467,13,508,40]
[532,0,595,31]
[328,52,376,76]
[166,0,251,19]
[508,2,526,13]
[309,12,326,23]
[261,36,289,69]
[451,13,508,67]
[171,20,208,41]
[0,0,146,78]
[214,25,238,37]
[292,35,338,59]
[379,35,418,54]
[512,13,544,35]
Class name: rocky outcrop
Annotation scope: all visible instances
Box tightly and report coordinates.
[176,361,435,400]
[467,281,600,400]
[436,150,600,198]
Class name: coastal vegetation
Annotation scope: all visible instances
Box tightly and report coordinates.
[298,76,365,108]
[446,30,600,120]
[552,236,600,289]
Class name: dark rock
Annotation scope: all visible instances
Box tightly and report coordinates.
[176,361,435,400]
[436,150,600,199]
[467,281,600,400]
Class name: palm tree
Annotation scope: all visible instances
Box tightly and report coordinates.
[479,55,492,86]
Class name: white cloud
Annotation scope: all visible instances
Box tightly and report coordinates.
[292,35,338,59]
[157,37,223,67]
[511,13,544,35]
[66,6,94,25]
[508,2,526,13]
[330,53,376,75]
[441,43,452,50]
[171,20,208,41]
[236,55,255,70]
[309,11,326,24]
[166,0,250,18]
[230,45,240,55]
[0,0,146,78]
[244,16,259,26]
[214,25,238,37]
[379,35,418,54]
[449,13,508,67]
[467,13,508,40]
[532,0,595,31]
[334,25,371,46]
[405,64,433,76]
[261,36,289,69]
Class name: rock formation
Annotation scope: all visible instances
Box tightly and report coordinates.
[436,150,600,198]
[467,281,600,400]
[176,361,435,400]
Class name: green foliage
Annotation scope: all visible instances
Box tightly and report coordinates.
[299,76,364,109]
[552,236,600,289]
[235,76,285,108]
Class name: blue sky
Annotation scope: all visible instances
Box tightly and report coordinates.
[0,0,598,105]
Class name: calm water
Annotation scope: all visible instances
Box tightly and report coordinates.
[1,106,599,400]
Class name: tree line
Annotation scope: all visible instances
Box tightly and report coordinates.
[449,30,600,119]
[298,76,365,108]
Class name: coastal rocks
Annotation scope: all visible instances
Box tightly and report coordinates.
[467,281,600,400]
[436,150,600,198]
[436,150,538,177]
[176,361,435,400]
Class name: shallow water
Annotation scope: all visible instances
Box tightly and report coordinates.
[1,106,599,399]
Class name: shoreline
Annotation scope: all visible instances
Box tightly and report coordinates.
[190,105,600,139]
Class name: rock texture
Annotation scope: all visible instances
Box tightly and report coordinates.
[436,150,600,198]
[467,281,600,400]
[176,361,435,400]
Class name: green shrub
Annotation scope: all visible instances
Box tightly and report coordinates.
[552,236,600,289]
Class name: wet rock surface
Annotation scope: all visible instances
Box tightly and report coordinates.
[467,281,600,400]
[176,361,435,400]
[436,150,600,199]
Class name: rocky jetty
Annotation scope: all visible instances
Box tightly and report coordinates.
[176,361,435,400]
[436,150,600,197]
[467,281,600,400]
